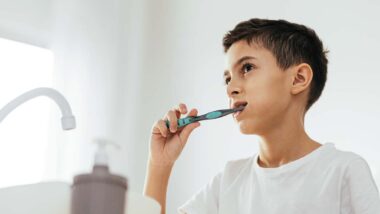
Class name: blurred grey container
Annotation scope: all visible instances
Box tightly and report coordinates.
[71,165,128,214]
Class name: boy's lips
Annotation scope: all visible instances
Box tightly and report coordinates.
[232,101,248,109]
[233,104,246,119]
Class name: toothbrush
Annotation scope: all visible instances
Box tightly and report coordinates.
[165,105,245,128]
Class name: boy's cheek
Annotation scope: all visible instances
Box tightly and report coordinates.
[245,80,289,113]
[251,91,289,115]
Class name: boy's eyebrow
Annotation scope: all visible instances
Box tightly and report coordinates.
[223,56,257,77]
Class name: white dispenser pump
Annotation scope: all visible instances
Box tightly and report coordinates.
[93,138,121,166]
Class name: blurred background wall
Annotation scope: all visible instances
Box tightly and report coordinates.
[0,0,379,213]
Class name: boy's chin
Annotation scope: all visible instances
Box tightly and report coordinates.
[237,121,258,135]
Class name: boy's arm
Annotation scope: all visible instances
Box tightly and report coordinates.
[143,158,174,214]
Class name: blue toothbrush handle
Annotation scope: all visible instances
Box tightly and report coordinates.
[165,116,198,128]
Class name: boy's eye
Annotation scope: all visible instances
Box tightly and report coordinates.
[223,63,255,85]
[224,77,231,85]
[242,63,254,73]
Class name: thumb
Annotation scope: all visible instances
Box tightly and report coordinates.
[179,122,201,145]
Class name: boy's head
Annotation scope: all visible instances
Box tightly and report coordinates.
[223,18,328,134]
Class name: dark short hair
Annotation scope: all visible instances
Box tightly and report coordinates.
[223,18,328,112]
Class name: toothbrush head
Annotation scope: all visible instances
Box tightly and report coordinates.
[233,105,245,112]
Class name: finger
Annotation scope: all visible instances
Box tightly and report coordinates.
[168,103,188,129]
[167,110,178,133]
[187,108,198,117]
[178,108,200,144]
[173,103,188,118]
[172,107,181,120]
[155,119,168,137]
[152,120,166,137]
[179,103,188,114]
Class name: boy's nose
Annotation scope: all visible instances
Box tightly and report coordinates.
[227,85,242,98]
[226,78,243,95]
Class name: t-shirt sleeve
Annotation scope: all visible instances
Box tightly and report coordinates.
[177,172,222,214]
[342,157,380,213]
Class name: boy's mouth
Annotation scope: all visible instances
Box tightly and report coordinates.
[232,101,248,109]
[232,102,248,118]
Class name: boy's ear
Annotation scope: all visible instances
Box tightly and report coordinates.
[290,63,313,95]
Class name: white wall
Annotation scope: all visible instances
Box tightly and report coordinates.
[47,0,150,188]
[0,0,51,47]
[1,0,380,214]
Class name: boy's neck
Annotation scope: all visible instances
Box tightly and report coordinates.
[257,138,321,168]
[257,112,321,168]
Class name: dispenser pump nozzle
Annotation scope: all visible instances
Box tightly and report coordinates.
[94,138,121,166]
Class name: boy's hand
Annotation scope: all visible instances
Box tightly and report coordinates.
[149,103,201,167]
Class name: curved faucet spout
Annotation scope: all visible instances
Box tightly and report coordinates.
[0,87,76,130]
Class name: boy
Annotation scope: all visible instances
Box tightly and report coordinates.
[144,18,380,214]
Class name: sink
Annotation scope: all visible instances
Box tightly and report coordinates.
[0,182,160,214]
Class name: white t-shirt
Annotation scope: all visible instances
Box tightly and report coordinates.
[178,143,380,214]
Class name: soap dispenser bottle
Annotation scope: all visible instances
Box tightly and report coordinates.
[71,139,128,214]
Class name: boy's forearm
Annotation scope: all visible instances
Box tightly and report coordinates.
[143,159,174,214]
